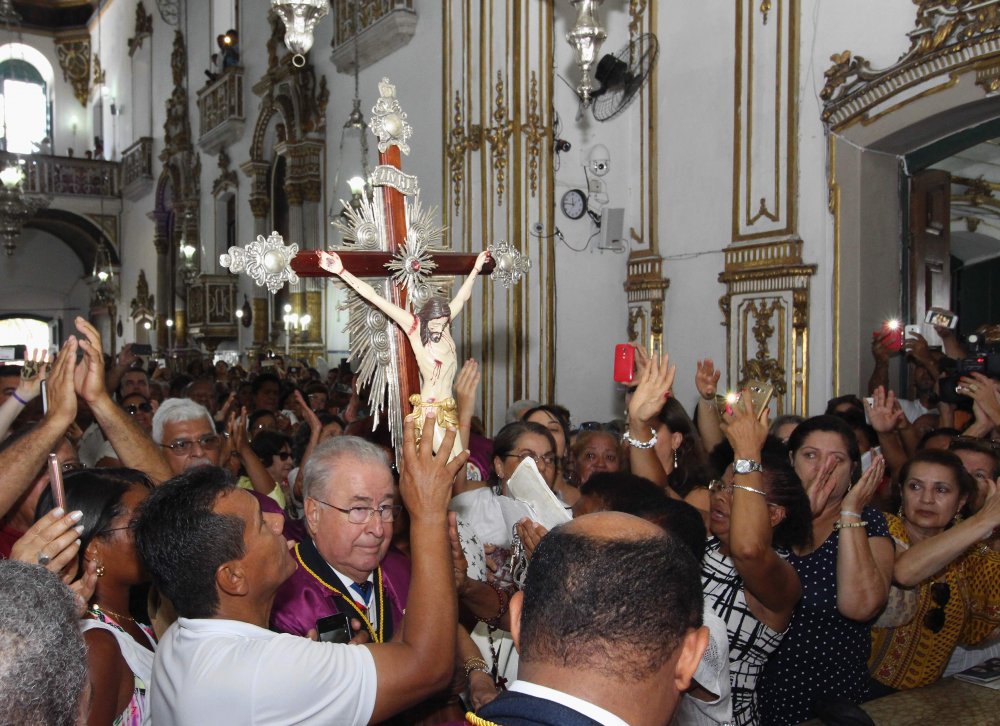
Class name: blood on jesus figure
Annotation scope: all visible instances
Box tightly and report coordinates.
[317,249,490,460]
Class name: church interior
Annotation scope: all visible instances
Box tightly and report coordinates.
[3,3,1000,726]
[0,0,994,432]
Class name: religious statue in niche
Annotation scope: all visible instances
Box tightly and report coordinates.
[317,248,490,459]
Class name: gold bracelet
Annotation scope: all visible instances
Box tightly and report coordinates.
[463,656,490,679]
[833,519,868,530]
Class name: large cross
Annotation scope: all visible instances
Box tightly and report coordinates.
[222,78,529,457]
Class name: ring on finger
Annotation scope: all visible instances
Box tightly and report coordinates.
[37,551,51,566]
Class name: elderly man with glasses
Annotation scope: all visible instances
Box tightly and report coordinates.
[270,436,411,642]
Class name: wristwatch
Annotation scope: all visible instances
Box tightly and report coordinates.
[733,458,762,475]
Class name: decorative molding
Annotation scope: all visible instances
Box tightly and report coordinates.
[92,54,105,88]
[186,274,238,353]
[732,0,797,242]
[624,248,670,353]
[128,1,154,57]
[122,137,154,200]
[55,35,91,107]
[212,150,239,197]
[521,72,544,198]
[197,68,246,154]
[718,239,816,415]
[130,269,155,321]
[822,0,1000,127]
[5,152,119,198]
[484,72,513,207]
[331,1,417,73]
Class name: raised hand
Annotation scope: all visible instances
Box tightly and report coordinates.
[515,518,548,562]
[806,455,841,517]
[317,250,345,275]
[73,316,108,405]
[627,350,675,425]
[867,386,905,434]
[473,250,491,273]
[842,454,885,515]
[46,337,79,428]
[399,414,469,520]
[720,390,768,457]
[959,373,1000,427]
[695,358,722,400]
[10,507,84,576]
[15,348,49,402]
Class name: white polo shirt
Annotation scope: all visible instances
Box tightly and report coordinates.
[150,617,377,725]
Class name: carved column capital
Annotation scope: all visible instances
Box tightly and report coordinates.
[249,196,270,220]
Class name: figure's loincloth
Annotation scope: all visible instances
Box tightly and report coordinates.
[407,394,463,458]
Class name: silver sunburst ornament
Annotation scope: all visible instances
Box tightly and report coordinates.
[332,190,383,250]
[220,231,299,293]
[487,240,531,288]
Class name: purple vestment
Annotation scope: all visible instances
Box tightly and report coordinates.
[270,535,411,640]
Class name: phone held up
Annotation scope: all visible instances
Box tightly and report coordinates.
[613,344,635,384]
[48,452,65,511]
[316,613,353,644]
[714,380,774,419]
[874,319,905,353]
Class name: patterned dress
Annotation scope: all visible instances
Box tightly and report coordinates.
[869,513,1000,689]
[757,506,890,726]
[702,537,786,726]
[82,610,157,726]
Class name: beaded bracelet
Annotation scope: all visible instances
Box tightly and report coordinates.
[622,427,658,449]
[463,656,490,679]
[479,580,511,629]
[833,520,868,530]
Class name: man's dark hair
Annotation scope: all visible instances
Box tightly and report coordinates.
[949,438,1000,478]
[0,364,20,378]
[918,426,961,450]
[519,526,702,681]
[252,372,281,395]
[833,409,879,453]
[133,466,246,618]
[416,297,451,346]
[824,394,864,416]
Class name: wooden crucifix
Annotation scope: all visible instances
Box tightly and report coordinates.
[222,77,529,460]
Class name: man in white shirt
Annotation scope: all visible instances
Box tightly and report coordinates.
[134,414,468,725]
[472,512,708,726]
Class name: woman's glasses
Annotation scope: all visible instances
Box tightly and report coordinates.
[503,451,556,468]
[923,582,951,633]
[275,451,292,461]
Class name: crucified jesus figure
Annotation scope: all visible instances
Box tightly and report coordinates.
[317,249,490,459]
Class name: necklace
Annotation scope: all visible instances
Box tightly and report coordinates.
[294,543,386,643]
[89,603,136,625]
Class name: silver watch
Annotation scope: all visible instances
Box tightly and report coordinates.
[733,458,762,475]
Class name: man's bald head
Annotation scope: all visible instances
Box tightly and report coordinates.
[516,511,703,682]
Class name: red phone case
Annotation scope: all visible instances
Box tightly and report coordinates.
[613,344,635,384]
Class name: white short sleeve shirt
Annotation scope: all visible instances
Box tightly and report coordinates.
[150,617,377,725]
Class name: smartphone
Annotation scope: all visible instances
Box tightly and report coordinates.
[904,324,921,340]
[925,307,958,329]
[0,344,26,361]
[316,613,353,644]
[47,452,65,511]
[613,344,635,384]
[745,380,775,418]
[875,319,904,353]
[714,391,740,417]
[132,343,153,356]
[40,379,47,414]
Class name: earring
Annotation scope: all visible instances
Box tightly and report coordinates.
[952,511,964,525]
[673,448,679,468]
[95,561,106,578]
[897,506,905,520]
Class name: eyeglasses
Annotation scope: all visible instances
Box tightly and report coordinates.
[923,582,951,633]
[160,434,222,454]
[275,451,292,461]
[310,497,402,524]
[125,403,153,415]
[504,451,557,468]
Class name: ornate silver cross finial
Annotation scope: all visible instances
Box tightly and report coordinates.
[371,77,413,155]
[487,240,531,289]
[220,231,300,294]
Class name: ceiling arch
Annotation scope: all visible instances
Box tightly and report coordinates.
[24,207,117,272]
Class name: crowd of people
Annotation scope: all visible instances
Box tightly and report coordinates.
[1,314,999,726]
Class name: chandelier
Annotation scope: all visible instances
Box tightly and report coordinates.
[271,0,330,67]
[0,163,49,256]
[566,0,607,107]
